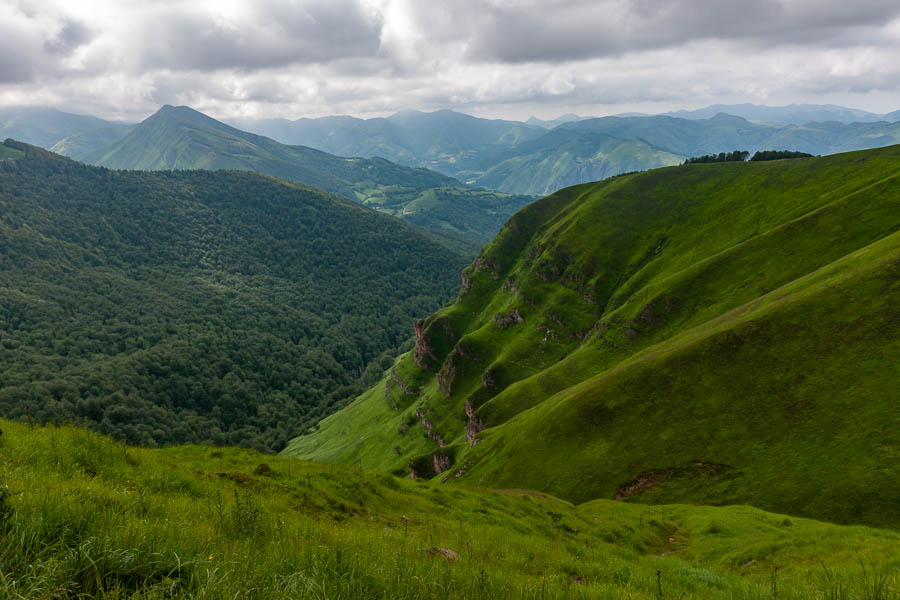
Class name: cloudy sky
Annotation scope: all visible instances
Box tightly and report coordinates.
[2,0,900,122]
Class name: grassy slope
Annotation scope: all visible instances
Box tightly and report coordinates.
[285,146,900,528]
[2,420,899,599]
[0,141,24,159]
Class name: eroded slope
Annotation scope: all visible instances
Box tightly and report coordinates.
[285,146,900,526]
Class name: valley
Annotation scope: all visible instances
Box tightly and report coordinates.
[0,140,467,451]
[1,100,898,599]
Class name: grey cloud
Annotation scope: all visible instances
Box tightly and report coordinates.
[0,26,39,82]
[44,19,92,55]
[133,0,383,72]
[461,0,900,63]
[2,0,900,122]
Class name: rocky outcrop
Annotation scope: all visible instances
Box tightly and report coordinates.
[432,452,452,474]
[437,343,477,398]
[613,462,738,500]
[481,370,496,389]
[383,379,397,409]
[413,319,438,370]
[415,406,445,447]
[390,370,419,396]
[493,308,524,329]
[464,399,485,446]
[456,271,472,303]
[472,255,501,279]
[437,358,457,398]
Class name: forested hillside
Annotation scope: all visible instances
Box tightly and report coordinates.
[0,140,467,451]
[286,145,900,527]
[81,106,534,250]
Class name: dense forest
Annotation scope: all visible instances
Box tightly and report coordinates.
[685,149,815,164]
[0,141,467,451]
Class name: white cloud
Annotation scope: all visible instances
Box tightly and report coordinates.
[1,0,899,121]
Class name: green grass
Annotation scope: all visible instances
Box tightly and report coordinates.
[2,419,899,599]
[0,141,24,159]
[285,145,900,528]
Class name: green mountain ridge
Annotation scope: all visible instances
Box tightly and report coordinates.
[285,145,900,528]
[0,140,467,451]
[82,105,534,250]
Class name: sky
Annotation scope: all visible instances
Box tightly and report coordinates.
[1,0,900,122]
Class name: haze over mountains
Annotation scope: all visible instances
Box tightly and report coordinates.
[5,102,900,201]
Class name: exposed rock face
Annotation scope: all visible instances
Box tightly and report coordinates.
[613,462,738,500]
[437,343,476,398]
[432,452,452,474]
[472,255,501,279]
[413,319,438,370]
[415,406,445,447]
[383,380,397,409]
[390,370,419,396]
[464,400,485,446]
[437,357,457,398]
[456,271,472,303]
[493,308,524,329]
[481,370,496,389]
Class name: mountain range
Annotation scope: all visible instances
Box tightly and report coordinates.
[6,102,900,201]
[661,103,900,124]
[285,145,900,529]
[228,106,900,195]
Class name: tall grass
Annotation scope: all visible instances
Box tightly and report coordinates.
[1,420,897,599]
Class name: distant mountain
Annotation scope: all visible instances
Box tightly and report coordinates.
[563,113,900,157]
[664,103,888,124]
[472,129,683,195]
[232,106,900,198]
[286,144,900,528]
[16,103,900,201]
[525,113,587,129]
[230,109,546,178]
[50,124,136,158]
[84,106,535,250]
[0,140,467,451]
[561,113,777,156]
[232,109,684,195]
[0,106,133,153]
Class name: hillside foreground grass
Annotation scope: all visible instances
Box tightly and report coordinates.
[1,420,898,599]
[285,145,900,529]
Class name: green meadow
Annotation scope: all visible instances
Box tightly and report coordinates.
[1,420,898,599]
